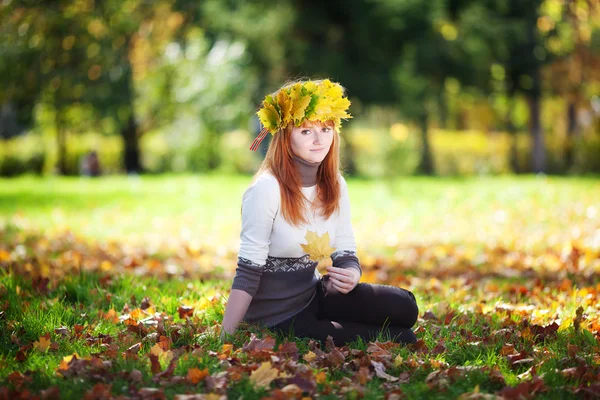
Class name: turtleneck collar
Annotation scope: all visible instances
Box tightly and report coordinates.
[292,154,321,187]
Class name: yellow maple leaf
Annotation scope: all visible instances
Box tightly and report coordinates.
[130,308,144,320]
[222,343,233,356]
[39,263,51,278]
[100,261,113,272]
[159,350,174,365]
[256,96,280,132]
[303,351,317,362]
[249,361,279,389]
[0,249,10,262]
[277,89,293,126]
[149,342,173,364]
[301,230,335,271]
[394,354,403,367]
[33,334,51,352]
[289,83,312,123]
[315,370,327,384]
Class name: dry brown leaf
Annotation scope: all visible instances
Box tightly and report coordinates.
[371,360,399,382]
[249,361,279,389]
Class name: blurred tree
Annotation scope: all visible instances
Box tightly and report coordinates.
[180,0,294,163]
[0,2,104,174]
[148,28,257,171]
[0,5,39,138]
[540,0,600,170]
[88,0,187,174]
[197,0,295,103]
[454,0,547,173]
[366,0,488,175]
[0,0,189,174]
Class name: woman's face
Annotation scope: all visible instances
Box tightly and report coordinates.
[289,121,334,163]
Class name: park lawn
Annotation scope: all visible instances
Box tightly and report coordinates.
[1,173,599,398]
[1,173,599,254]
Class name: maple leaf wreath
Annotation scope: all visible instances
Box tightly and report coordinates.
[250,79,353,151]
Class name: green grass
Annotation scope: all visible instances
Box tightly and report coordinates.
[1,268,597,398]
[1,173,598,254]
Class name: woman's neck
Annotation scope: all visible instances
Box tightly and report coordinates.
[292,154,321,187]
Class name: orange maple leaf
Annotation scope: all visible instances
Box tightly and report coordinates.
[33,334,51,352]
[186,367,209,384]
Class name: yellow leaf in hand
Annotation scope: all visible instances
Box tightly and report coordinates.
[250,361,279,389]
[301,230,335,263]
[301,230,335,272]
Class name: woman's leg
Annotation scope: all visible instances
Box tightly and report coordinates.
[271,284,418,347]
[273,314,417,347]
[320,280,419,329]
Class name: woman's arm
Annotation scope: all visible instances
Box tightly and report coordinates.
[332,175,362,277]
[221,289,253,334]
[222,174,280,335]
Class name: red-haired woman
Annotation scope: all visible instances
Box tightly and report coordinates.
[221,79,419,347]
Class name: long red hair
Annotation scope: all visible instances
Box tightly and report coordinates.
[251,118,342,227]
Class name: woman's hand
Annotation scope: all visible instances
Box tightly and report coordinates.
[326,266,360,294]
[219,329,231,344]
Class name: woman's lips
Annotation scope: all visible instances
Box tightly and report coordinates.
[310,149,325,152]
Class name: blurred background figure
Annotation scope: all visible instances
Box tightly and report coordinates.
[80,150,101,177]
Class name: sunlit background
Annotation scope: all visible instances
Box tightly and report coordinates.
[1,0,599,176]
[1,0,599,256]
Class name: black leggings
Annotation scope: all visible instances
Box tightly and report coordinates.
[271,278,419,347]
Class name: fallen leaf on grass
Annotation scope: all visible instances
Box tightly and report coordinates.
[371,360,398,382]
[33,333,51,352]
[303,351,317,362]
[249,361,279,389]
[315,371,327,384]
[187,367,209,384]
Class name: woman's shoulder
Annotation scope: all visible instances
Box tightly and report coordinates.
[337,172,348,188]
[244,171,280,199]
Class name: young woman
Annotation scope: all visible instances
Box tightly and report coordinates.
[221,79,419,346]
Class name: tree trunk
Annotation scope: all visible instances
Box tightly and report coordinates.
[527,14,545,174]
[437,90,447,130]
[120,36,142,174]
[55,107,67,175]
[205,130,221,170]
[122,113,141,174]
[529,92,544,173]
[565,101,577,171]
[417,113,434,175]
[506,97,519,173]
[342,136,357,176]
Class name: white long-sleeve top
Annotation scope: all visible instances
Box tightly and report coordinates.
[231,171,362,328]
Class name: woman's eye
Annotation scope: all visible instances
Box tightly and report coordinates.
[302,130,311,135]
[322,127,331,132]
